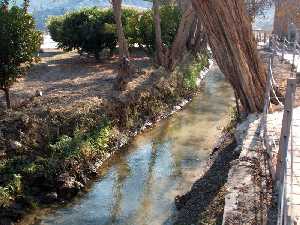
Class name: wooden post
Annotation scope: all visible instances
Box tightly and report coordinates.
[276,78,297,183]
[275,78,296,225]
[281,43,285,62]
[292,43,296,71]
[263,58,276,181]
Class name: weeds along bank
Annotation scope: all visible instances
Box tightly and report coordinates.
[0,52,209,223]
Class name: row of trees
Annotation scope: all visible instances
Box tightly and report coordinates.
[47,6,181,59]
[1,0,278,113]
[111,0,278,112]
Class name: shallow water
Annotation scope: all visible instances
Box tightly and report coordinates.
[37,65,234,225]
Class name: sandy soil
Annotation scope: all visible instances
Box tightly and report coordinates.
[0,49,154,113]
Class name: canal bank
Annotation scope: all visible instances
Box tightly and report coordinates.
[18,65,236,225]
[0,52,211,224]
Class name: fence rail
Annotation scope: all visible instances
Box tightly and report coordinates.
[256,31,298,225]
[276,78,297,225]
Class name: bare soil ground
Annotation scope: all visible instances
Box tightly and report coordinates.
[0,49,154,113]
[260,48,300,108]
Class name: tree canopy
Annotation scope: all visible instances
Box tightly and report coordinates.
[0,5,42,108]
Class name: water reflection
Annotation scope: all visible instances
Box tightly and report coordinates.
[38,65,234,225]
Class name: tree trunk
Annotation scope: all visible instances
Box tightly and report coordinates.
[167,4,196,70]
[1,0,8,12]
[111,0,129,59]
[191,0,267,113]
[153,0,165,66]
[3,87,11,109]
[111,0,131,91]
[23,0,30,13]
[188,21,208,55]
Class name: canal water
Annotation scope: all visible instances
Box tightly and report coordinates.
[36,65,234,225]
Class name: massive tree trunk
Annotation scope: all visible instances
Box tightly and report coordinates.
[167,4,196,70]
[187,19,208,55]
[191,0,267,113]
[153,0,165,66]
[111,0,129,59]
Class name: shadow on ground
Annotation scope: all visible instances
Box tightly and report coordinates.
[169,134,239,225]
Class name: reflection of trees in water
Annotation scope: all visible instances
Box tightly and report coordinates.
[108,156,131,225]
[133,139,160,224]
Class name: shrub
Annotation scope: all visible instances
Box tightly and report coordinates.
[138,5,182,53]
[49,119,112,159]
[0,174,22,207]
[47,6,182,56]
[0,6,42,109]
[47,7,117,59]
[47,16,64,43]
[122,7,142,47]
[183,53,209,90]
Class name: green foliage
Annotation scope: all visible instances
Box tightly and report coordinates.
[47,6,181,56]
[0,6,42,90]
[49,119,112,159]
[122,8,142,47]
[0,174,22,207]
[0,117,113,208]
[223,106,239,134]
[47,16,64,43]
[183,53,209,90]
[47,7,117,59]
[138,5,181,52]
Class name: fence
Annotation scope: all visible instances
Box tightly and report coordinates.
[276,77,297,225]
[258,34,298,225]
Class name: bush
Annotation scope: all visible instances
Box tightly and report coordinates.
[0,174,22,207]
[47,7,117,59]
[138,5,182,53]
[0,6,42,108]
[47,16,64,43]
[183,53,209,90]
[122,7,142,47]
[49,119,112,159]
[47,6,182,56]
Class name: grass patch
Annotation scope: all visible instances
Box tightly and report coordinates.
[223,106,239,135]
[0,117,113,208]
[183,53,209,90]
[0,174,22,207]
[49,117,112,159]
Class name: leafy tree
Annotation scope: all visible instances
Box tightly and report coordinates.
[0,5,42,109]
[47,8,117,59]
[138,5,181,53]
[122,7,141,47]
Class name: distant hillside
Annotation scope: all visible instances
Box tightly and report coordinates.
[15,0,151,30]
